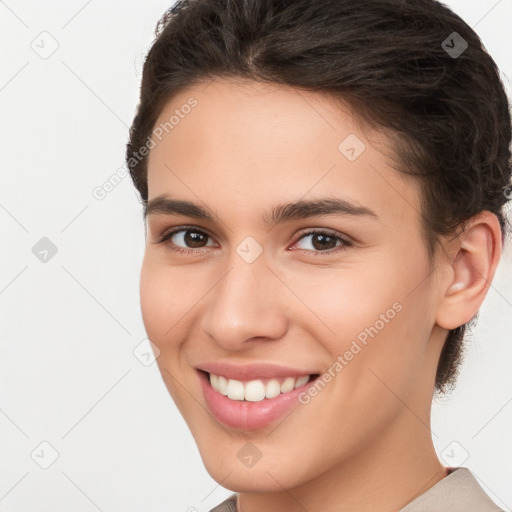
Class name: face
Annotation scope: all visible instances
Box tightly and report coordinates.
[141,77,445,491]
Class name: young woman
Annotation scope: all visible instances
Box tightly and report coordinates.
[126,0,511,510]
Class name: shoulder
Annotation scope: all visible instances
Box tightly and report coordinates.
[207,469,504,512]
[400,467,504,512]
[208,493,238,512]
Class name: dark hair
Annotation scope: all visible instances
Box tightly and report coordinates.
[126,0,512,393]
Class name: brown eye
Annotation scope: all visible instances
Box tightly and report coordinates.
[181,230,209,248]
[292,230,352,254]
[157,227,217,253]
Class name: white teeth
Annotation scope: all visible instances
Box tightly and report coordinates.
[294,375,309,388]
[280,377,295,393]
[265,379,281,399]
[244,380,266,402]
[217,375,228,396]
[226,379,245,400]
[209,373,311,402]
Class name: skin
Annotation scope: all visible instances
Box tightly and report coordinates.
[140,77,502,512]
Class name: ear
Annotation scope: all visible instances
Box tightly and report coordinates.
[435,211,502,330]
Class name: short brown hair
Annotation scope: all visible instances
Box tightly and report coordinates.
[126,0,512,393]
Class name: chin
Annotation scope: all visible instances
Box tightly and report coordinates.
[205,462,301,493]
[197,441,316,492]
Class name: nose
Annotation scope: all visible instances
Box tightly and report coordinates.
[200,252,289,350]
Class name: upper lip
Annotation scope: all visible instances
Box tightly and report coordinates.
[196,362,318,381]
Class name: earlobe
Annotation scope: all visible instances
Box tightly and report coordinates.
[436,212,502,330]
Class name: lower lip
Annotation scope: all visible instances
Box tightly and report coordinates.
[198,370,318,430]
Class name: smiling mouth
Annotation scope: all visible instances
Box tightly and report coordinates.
[199,370,320,402]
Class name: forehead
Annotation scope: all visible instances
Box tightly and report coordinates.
[146,77,421,229]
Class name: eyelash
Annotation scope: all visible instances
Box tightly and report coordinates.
[155,226,353,256]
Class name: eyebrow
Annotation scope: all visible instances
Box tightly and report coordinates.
[144,195,379,225]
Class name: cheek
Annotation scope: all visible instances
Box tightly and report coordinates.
[139,256,212,348]
[140,257,197,411]
[335,265,435,402]
[290,259,404,343]
[304,250,433,383]
[139,255,189,348]
[139,259,168,343]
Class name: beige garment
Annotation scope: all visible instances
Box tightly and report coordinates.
[209,467,504,511]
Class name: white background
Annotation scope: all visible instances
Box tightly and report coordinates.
[1,0,511,510]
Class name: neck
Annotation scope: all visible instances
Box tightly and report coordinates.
[238,414,446,512]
